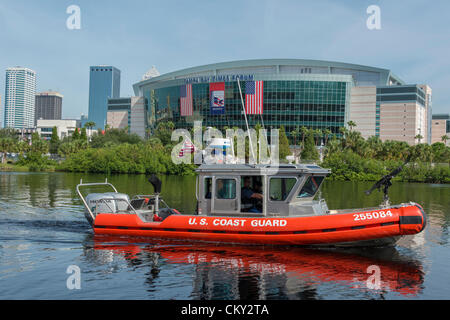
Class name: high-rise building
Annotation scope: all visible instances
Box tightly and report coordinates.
[4,67,37,129]
[88,66,120,129]
[376,85,430,145]
[35,91,63,125]
[431,114,450,146]
[106,96,147,138]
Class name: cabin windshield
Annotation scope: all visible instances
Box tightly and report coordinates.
[298,176,325,198]
[269,177,297,201]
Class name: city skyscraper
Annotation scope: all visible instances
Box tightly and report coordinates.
[4,67,37,128]
[35,91,63,125]
[88,66,120,129]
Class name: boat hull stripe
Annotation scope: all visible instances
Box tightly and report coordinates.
[94,221,398,236]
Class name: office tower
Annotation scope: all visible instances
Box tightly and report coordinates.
[107,96,147,138]
[431,114,450,145]
[35,91,63,125]
[4,67,36,128]
[88,66,120,129]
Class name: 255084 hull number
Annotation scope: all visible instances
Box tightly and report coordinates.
[354,210,393,221]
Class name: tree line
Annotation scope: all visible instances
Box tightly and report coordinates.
[0,120,449,182]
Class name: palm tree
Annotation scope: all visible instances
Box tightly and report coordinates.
[84,121,96,130]
[415,134,423,144]
[339,126,348,149]
[323,128,332,146]
[83,121,96,142]
[442,135,449,145]
[0,138,15,163]
[314,129,322,146]
[290,127,300,146]
[339,126,348,137]
[347,120,357,132]
[300,126,308,147]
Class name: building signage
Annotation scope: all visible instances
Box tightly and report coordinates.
[185,74,254,84]
[210,82,225,115]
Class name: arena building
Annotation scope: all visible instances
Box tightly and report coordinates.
[129,59,431,144]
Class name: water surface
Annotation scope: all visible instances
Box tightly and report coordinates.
[0,172,448,299]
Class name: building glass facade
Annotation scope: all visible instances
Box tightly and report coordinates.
[88,66,121,129]
[4,67,36,129]
[376,85,426,106]
[144,80,350,136]
[35,92,63,125]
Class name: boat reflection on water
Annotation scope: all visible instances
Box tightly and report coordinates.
[87,235,424,299]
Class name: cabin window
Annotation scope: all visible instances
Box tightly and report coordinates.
[297,176,325,198]
[269,177,296,201]
[204,177,212,199]
[215,179,236,199]
[241,176,263,213]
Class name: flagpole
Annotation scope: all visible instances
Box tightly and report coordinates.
[256,81,271,159]
[237,77,256,163]
[259,112,271,159]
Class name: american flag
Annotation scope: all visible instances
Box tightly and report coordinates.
[245,81,264,114]
[178,138,195,157]
[180,84,193,116]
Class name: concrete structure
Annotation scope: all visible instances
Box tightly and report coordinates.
[349,86,377,139]
[348,84,432,144]
[420,85,433,144]
[4,67,36,129]
[106,97,147,138]
[88,66,120,129]
[36,119,80,140]
[376,85,429,145]
[431,114,450,146]
[35,91,63,125]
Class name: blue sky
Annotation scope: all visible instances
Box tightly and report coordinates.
[0,0,449,121]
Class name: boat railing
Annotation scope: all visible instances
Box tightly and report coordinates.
[94,198,139,215]
[76,179,119,222]
[131,195,171,210]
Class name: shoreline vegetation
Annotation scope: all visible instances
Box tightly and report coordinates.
[1,122,449,183]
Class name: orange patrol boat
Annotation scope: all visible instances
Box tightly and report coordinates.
[77,164,426,247]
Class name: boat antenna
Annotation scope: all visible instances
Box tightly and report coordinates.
[365,153,412,207]
[237,77,256,162]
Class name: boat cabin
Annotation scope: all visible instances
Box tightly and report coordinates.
[196,164,331,217]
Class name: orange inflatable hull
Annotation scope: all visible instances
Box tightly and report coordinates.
[93,204,426,246]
